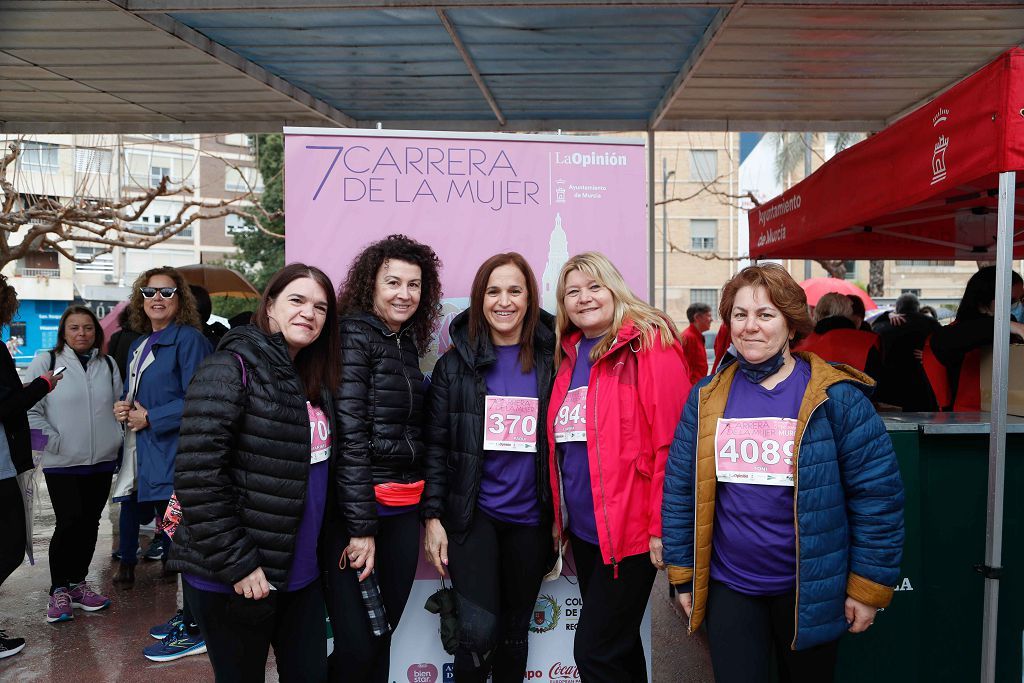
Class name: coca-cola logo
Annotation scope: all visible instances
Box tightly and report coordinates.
[548,662,580,681]
[407,663,438,683]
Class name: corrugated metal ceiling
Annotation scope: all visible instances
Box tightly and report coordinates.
[2,0,1023,133]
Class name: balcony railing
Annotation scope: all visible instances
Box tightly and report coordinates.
[17,267,61,277]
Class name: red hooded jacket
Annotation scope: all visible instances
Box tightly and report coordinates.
[547,321,691,570]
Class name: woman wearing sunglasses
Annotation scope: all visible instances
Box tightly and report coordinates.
[112,267,212,588]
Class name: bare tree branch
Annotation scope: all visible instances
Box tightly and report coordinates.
[0,141,283,269]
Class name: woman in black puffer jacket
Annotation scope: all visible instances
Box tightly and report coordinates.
[167,264,340,681]
[422,253,556,683]
[329,234,443,683]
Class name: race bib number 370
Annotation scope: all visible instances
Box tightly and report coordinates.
[484,395,539,452]
[714,417,796,487]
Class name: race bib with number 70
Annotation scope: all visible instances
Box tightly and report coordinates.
[483,395,539,452]
[552,386,588,443]
[714,417,796,487]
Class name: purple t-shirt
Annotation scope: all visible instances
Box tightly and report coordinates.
[185,402,330,594]
[478,344,540,525]
[710,357,811,596]
[557,335,601,545]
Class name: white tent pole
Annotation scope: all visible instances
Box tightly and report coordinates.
[980,170,1014,683]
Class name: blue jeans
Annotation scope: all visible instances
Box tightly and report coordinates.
[117,494,167,566]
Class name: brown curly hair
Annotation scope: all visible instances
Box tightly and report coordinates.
[127,266,203,334]
[719,263,813,345]
[0,273,19,327]
[336,234,443,356]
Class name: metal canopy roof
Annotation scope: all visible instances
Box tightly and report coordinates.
[2,0,1024,133]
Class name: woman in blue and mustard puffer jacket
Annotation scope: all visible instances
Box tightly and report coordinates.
[662,264,904,683]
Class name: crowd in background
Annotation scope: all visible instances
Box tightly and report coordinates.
[0,242,1018,682]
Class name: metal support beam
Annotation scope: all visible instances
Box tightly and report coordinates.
[436,9,506,127]
[980,170,1014,683]
[105,0,356,128]
[125,0,733,10]
[648,1,744,131]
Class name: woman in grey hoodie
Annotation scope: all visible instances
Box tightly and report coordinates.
[28,305,122,623]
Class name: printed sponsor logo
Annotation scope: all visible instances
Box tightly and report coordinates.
[529,594,561,634]
[755,225,787,249]
[553,151,628,168]
[756,194,801,227]
[932,107,949,127]
[548,662,581,683]
[443,663,455,682]
[408,662,438,683]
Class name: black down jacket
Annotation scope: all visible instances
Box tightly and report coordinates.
[421,310,555,542]
[167,325,337,588]
[335,311,426,538]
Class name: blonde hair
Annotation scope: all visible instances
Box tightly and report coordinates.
[813,291,854,323]
[554,252,677,365]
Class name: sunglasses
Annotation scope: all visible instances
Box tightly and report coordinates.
[140,287,177,299]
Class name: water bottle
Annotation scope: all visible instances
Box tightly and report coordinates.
[360,570,390,637]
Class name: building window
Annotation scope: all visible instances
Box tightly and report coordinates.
[17,250,60,277]
[74,246,114,273]
[150,166,171,187]
[20,142,60,172]
[225,166,261,193]
[690,219,717,252]
[895,260,955,267]
[74,148,113,174]
[225,213,254,236]
[224,134,253,147]
[690,288,719,312]
[843,260,857,280]
[690,150,717,183]
[901,288,921,297]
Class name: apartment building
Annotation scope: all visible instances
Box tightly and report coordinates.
[1,133,260,362]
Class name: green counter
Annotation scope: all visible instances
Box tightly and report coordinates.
[838,413,1024,683]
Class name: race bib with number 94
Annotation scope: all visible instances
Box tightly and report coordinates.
[552,386,588,443]
[714,417,796,486]
[483,395,539,452]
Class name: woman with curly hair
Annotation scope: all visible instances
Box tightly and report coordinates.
[112,266,212,587]
[328,234,442,683]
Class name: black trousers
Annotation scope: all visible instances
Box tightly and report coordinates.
[447,510,550,683]
[704,580,839,683]
[0,477,26,588]
[325,509,420,683]
[570,535,656,683]
[44,470,112,591]
[183,578,327,683]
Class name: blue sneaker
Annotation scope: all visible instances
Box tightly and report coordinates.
[142,536,165,562]
[149,610,184,640]
[143,622,206,662]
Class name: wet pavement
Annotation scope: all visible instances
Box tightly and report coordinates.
[0,480,711,682]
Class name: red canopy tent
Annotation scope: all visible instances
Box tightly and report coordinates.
[748,48,1022,683]
[749,48,1024,262]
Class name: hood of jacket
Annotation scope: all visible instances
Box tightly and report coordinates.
[218,324,297,382]
[449,308,556,370]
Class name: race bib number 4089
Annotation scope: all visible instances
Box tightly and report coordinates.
[714,417,796,487]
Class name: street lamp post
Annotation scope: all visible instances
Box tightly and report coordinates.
[662,157,675,312]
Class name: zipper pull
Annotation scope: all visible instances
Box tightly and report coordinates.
[613,560,619,579]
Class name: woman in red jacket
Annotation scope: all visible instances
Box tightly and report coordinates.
[548,252,690,683]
